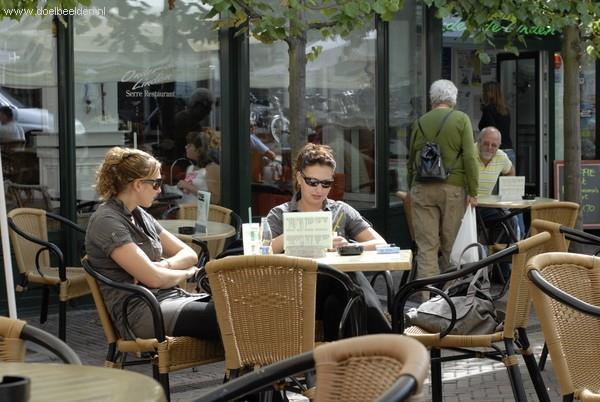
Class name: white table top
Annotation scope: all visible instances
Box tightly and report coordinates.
[477,195,558,209]
[315,250,412,272]
[158,219,236,242]
[0,362,166,402]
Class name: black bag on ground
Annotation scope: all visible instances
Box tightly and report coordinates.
[414,110,462,182]
[406,253,500,335]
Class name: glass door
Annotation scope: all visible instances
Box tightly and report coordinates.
[498,53,540,194]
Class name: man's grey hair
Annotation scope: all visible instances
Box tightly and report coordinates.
[478,126,502,143]
[429,79,458,107]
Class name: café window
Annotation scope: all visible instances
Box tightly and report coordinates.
[249,23,377,216]
[0,16,62,214]
[388,2,426,199]
[73,0,221,214]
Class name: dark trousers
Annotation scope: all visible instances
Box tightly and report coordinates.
[317,272,391,341]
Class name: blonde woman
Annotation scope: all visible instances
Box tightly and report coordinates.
[85,147,219,340]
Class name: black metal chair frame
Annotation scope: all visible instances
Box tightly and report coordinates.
[81,258,177,398]
[19,321,82,364]
[7,211,86,341]
[391,241,550,402]
[192,349,419,402]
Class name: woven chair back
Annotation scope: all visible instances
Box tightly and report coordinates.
[0,316,26,361]
[176,203,233,258]
[527,252,600,397]
[313,334,429,402]
[502,232,552,335]
[206,255,317,370]
[8,208,50,275]
[530,202,579,248]
[83,267,119,344]
[530,219,570,253]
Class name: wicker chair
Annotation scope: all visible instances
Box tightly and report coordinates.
[81,258,224,401]
[205,255,365,377]
[530,219,600,370]
[194,334,430,402]
[7,208,90,341]
[0,316,81,364]
[530,201,580,231]
[166,203,240,259]
[392,232,552,402]
[527,252,600,402]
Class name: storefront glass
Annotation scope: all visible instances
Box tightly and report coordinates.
[73,0,221,216]
[249,23,377,216]
[388,2,426,199]
[554,53,597,160]
[0,16,61,214]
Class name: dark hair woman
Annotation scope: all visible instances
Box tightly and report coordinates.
[479,81,514,165]
[266,143,390,339]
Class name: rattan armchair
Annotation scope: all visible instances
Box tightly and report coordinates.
[0,316,81,364]
[195,334,430,402]
[7,207,90,341]
[81,258,224,401]
[527,252,600,402]
[205,255,365,377]
[392,232,552,402]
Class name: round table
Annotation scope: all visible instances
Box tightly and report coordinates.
[158,219,236,242]
[0,362,166,402]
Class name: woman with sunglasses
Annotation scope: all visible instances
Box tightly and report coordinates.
[85,147,219,341]
[266,143,390,339]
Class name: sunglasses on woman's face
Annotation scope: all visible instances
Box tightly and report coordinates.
[140,178,163,190]
[300,172,334,189]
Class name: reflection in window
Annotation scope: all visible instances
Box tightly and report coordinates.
[250,24,377,216]
[74,0,221,215]
[0,16,60,214]
[388,3,425,199]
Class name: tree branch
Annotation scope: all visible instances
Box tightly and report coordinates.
[308,20,337,30]
[231,0,263,20]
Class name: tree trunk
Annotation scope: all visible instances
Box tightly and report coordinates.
[287,32,307,167]
[562,25,583,231]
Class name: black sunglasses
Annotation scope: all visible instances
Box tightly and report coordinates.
[139,178,163,190]
[300,172,334,189]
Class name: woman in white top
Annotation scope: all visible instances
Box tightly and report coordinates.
[176,130,220,204]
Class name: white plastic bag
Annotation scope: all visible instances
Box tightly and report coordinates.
[450,206,479,266]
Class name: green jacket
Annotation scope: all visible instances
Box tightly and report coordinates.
[408,108,479,196]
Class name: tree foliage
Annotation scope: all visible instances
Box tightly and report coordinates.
[423,0,599,61]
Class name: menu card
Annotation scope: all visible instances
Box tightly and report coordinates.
[499,176,525,201]
[195,190,211,233]
[283,211,332,258]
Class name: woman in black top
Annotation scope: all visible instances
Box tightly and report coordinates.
[479,81,515,166]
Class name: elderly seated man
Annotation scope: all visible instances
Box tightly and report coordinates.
[476,127,522,245]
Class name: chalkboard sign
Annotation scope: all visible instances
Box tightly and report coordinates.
[554,160,600,229]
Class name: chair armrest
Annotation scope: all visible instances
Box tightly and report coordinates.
[81,258,167,341]
[528,269,600,318]
[21,324,81,364]
[46,212,86,234]
[561,225,600,247]
[193,351,314,402]
[161,205,180,220]
[192,239,210,266]
[374,375,419,402]
[8,217,67,282]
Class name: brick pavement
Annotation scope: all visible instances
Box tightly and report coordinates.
[15,306,562,402]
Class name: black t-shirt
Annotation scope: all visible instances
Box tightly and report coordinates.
[478,105,512,149]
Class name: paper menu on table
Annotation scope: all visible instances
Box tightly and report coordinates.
[283,211,332,257]
[499,176,525,201]
[195,190,211,233]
